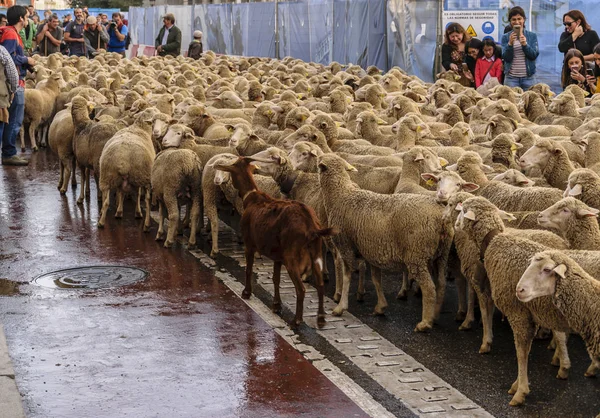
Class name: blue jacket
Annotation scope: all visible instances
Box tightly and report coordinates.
[501,29,539,77]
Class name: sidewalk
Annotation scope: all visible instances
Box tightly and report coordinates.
[0,324,25,418]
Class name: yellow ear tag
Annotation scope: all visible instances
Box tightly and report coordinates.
[297,94,302,99]
[416,126,422,133]
[439,158,448,167]
[426,179,435,187]
[511,144,518,152]
[228,127,234,132]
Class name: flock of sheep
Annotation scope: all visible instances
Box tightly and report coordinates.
[22,49,600,410]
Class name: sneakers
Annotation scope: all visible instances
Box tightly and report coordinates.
[2,155,29,166]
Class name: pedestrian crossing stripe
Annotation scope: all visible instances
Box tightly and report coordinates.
[466,24,477,37]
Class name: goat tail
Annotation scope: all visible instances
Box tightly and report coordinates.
[314,227,338,239]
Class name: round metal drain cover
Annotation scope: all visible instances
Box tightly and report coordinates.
[33,266,148,290]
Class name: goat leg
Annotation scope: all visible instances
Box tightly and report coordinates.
[242,246,254,299]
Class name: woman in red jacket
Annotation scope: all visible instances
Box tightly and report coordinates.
[475,39,503,88]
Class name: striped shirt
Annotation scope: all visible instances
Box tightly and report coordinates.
[0,45,19,94]
[509,40,527,77]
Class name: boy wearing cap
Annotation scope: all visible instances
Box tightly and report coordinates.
[155,13,181,57]
[84,15,108,57]
[188,30,203,60]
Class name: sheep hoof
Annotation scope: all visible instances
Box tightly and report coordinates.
[508,393,527,407]
[414,321,432,332]
[332,306,345,316]
[134,212,142,219]
[115,211,123,219]
[76,198,84,205]
[396,290,408,300]
[556,367,569,380]
[292,317,302,327]
[584,363,598,377]
[164,240,173,248]
[322,272,329,282]
[333,293,341,303]
[210,249,219,258]
[143,224,150,233]
[187,242,196,251]
[241,289,251,299]
[20,147,25,152]
[455,311,466,322]
[97,222,104,229]
[458,320,473,331]
[155,233,164,241]
[32,147,38,152]
[356,291,365,302]
[272,302,282,314]
[373,304,387,316]
[478,343,491,354]
[59,189,67,195]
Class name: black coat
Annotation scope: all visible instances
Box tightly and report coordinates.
[558,29,600,57]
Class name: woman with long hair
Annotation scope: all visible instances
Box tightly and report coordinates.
[561,48,593,93]
[441,23,471,86]
[558,9,600,61]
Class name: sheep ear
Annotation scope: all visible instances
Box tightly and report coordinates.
[168,118,178,125]
[376,117,386,125]
[413,151,424,162]
[553,264,567,279]
[498,210,517,221]
[519,180,534,186]
[568,183,583,196]
[577,207,599,218]
[446,163,458,172]
[552,147,563,155]
[500,104,510,112]
[421,173,439,183]
[309,149,320,157]
[481,164,495,174]
[461,183,480,192]
[463,210,477,221]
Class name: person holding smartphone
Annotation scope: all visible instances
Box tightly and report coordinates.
[561,48,593,93]
[501,6,539,90]
[585,43,600,93]
[558,10,599,62]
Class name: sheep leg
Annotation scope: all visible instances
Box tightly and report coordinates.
[459,284,476,331]
[507,319,535,407]
[71,157,77,187]
[332,248,343,303]
[93,172,101,203]
[60,157,74,194]
[207,204,220,257]
[433,257,448,322]
[585,355,599,377]
[271,261,282,314]
[58,160,64,191]
[410,263,436,332]
[332,258,352,316]
[115,190,124,218]
[396,266,410,299]
[29,121,38,152]
[455,274,468,322]
[551,331,570,380]
[41,124,49,147]
[164,196,179,248]
[98,186,110,228]
[155,202,165,241]
[84,168,90,200]
[143,188,151,232]
[187,198,201,250]
[135,187,143,219]
[242,246,255,299]
[312,253,326,326]
[76,166,87,205]
[356,261,366,302]
[286,263,306,327]
[19,126,25,152]
[370,266,387,315]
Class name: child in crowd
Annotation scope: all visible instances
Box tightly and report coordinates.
[475,38,503,88]
[188,30,203,60]
[562,48,594,93]
[463,37,482,87]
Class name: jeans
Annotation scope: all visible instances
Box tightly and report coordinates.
[0,87,24,159]
[504,74,537,90]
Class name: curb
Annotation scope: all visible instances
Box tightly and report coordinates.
[0,324,26,418]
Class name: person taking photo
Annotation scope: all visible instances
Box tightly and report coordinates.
[106,12,127,57]
[501,6,539,90]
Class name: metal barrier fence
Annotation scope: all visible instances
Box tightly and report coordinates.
[130,1,600,91]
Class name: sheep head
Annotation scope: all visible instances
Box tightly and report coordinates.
[516,251,569,302]
[492,169,534,187]
[421,171,479,204]
[161,123,195,148]
[537,197,599,234]
[289,141,324,172]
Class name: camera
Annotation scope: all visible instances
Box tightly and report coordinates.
[109,21,117,27]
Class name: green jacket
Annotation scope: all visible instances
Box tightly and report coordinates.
[155,24,181,57]
[19,20,37,52]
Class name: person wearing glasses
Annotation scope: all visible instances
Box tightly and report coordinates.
[501,6,539,90]
[558,10,599,62]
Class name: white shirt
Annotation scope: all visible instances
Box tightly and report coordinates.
[161,25,171,46]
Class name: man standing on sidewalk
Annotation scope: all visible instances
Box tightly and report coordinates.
[155,13,181,57]
[0,5,35,166]
[64,8,86,57]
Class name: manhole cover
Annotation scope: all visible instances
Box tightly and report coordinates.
[32,266,148,290]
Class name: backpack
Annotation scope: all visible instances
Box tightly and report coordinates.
[125,33,131,50]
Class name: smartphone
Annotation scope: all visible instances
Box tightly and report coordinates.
[461,63,470,73]
[513,25,521,38]
[587,67,595,77]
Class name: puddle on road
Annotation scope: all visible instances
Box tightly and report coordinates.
[32,266,149,290]
[0,278,21,296]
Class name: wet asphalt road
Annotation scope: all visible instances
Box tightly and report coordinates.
[0,151,369,418]
[1,150,599,417]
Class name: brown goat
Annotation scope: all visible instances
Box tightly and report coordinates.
[215,157,336,326]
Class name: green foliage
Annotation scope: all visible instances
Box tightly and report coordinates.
[68,0,144,11]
